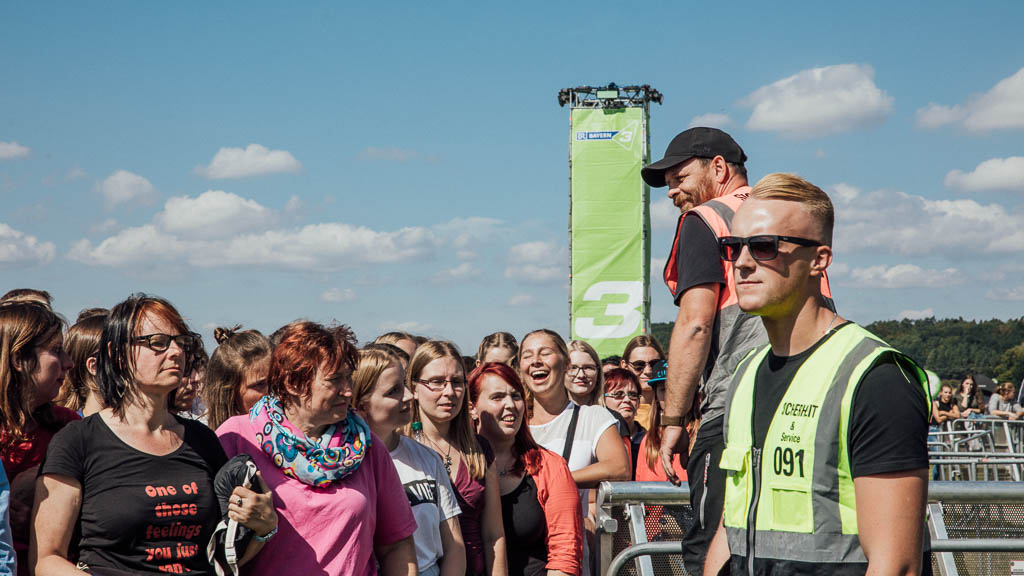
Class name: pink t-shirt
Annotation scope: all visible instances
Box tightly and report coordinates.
[217,415,417,576]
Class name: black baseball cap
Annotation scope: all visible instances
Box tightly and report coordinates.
[648,364,667,387]
[641,127,747,188]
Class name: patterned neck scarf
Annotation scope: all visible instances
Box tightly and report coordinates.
[250,396,370,488]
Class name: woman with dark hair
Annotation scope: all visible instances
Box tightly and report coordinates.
[353,347,466,576]
[33,294,276,575]
[202,325,272,431]
[620,335,666,431]
[470,362,581,576]
[958,374,984,418]
[599,368,646,477]
[55,310,107,417]
[407,341,507,576]
[0,302,76,576]
[217,321,417,576]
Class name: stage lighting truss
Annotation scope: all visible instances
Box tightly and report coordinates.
[557,83,662,109]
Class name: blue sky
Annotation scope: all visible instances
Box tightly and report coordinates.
[2,1,1023,353]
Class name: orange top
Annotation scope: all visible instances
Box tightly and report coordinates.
[634,432,688,482]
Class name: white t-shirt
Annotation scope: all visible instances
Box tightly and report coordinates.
[390,435,462,573]
[529,401,617,576]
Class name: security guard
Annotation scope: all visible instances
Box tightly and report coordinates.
[704,173,930,576]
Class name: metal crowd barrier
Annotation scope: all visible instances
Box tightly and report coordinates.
[931,418,1024,482]
[596,481,1024,576]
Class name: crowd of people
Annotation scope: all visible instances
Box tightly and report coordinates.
[0,287,692,576]
[2,126,950,575]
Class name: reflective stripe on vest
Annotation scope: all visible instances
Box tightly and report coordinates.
[719,323,930,565]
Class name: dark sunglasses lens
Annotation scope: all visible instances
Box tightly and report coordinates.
[749,238,777,261]
[720,239,742,261]
[651,359,665,370]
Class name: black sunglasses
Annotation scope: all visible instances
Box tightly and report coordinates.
[719,235,822,262]
[628,359,664,372]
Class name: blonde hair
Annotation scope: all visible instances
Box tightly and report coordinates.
[406,340,487,480]
[750,173,835,245]
[352,347,403,410]
[567,339,604,405]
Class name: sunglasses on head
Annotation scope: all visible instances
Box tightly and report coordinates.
[719,235,822,262]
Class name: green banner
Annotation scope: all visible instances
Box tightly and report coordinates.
[569,106,650,358]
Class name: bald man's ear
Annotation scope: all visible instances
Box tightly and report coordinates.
[809,245,833,278]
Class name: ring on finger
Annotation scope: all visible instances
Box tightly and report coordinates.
[235,497,243,506]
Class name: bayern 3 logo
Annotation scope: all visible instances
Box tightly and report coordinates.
[576,131,619,140]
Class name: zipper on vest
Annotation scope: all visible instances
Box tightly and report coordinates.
[746,447,762,576]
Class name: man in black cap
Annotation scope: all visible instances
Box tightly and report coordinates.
[641,127,767,576]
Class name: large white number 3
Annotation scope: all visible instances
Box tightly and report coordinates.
[574,281,643,339]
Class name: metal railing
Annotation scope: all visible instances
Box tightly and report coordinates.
[596,481,1024,576]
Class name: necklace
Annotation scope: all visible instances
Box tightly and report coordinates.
[825,311,839,334]
[420,432,454,475]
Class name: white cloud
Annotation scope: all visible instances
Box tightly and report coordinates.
[849,264,961,288]
[897,308,935,320]
[504,241,567,285]
[89,218,119,234]
[155,190,277,239]
[456,250,477,261]
[506,293,537,307]
[379,321,433,335]
[915,67,1024,132]
[320,288,356,303]
[829,184,1024,256]
[689,113,732,128]
[64,168,88,181]
[0,223,56,266]
[284,195,303,213]
[651,198,680,230]
[432,262,480,284]
[944,157,1024,192]
[744,64,892,138]
[434,217,502,251]
[195,144,302,179]
[69,190,438,271]
[987,287,1024,301]
[96,170,158,208]
[0,141,30,159]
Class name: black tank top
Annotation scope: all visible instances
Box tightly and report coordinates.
[501,475,548,576]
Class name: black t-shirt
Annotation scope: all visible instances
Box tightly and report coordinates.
[673,214,726,304]
[751,325,929,478]
[501,475,548,576]
[931,399,955,426]
[41,414,227,575]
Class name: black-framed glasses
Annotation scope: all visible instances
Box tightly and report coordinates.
[604,391,640,401]
[568,364,598,377]
[628,359,664,372]
[134,332,199,353]
[719,235,822,262]
[414,377,466,392]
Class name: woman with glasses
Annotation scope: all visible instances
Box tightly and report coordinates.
[34,294,276,575]
[565,340,602,406]
[408,341,507,576]
[600,369,646,478]
[619,335,666,431]
[520,329,629,576]
[469,362,582,576]
[0,302,77,576]
[353,347,466,576]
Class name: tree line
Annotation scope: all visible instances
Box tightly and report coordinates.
[650,317,1024,384]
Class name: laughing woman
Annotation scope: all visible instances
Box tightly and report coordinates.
[216,322,417,576]
[353,347,466,576]
[407,341,507,576]
[470,362,582,576]
[519,329,629,576]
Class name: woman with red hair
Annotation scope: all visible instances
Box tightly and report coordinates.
[469,362,582,576]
